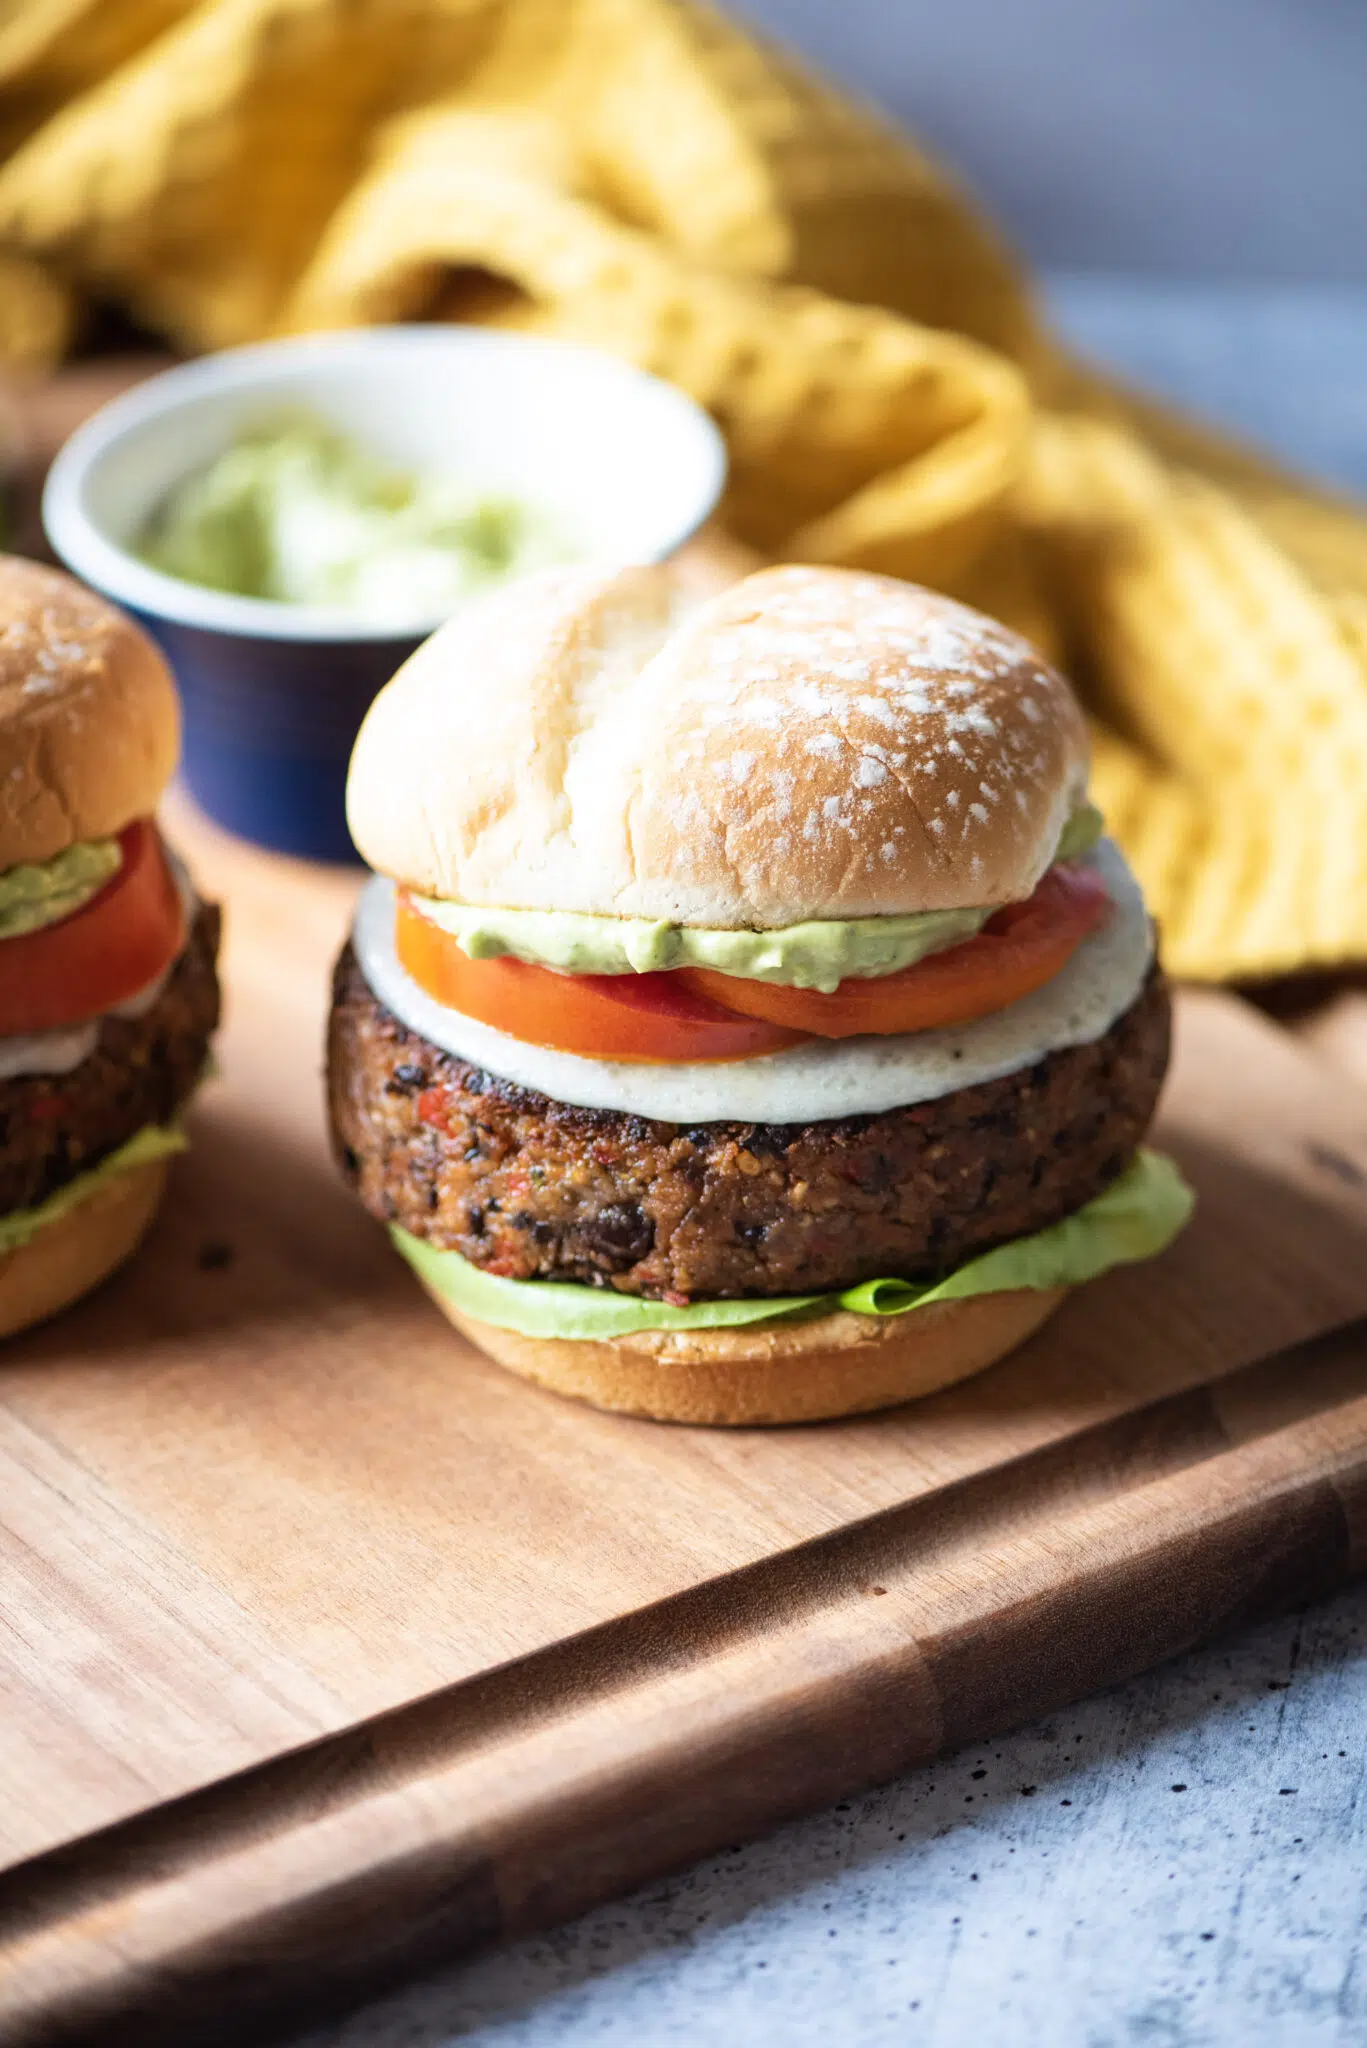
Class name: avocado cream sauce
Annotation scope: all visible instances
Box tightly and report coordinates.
[137,415,570,622]
[0,838,120,940]
[411,805,1105,994]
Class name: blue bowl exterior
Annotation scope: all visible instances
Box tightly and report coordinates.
[136,616,422,863]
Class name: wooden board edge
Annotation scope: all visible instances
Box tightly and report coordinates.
[3,1314,1367,2047]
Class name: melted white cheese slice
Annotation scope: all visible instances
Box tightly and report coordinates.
[351,838,1154,1124]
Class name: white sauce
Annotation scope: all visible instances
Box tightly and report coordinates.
[0,1019,105,1081]
[351,838,1154,1123]
[0,850,198,1081]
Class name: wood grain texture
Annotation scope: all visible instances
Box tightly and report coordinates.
[3,796,1367,2043]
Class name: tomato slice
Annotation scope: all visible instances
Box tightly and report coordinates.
[395,863,1110,1064]
[681,863,1112,1039]
[0,820,185,1036]
[395,892,808,1063]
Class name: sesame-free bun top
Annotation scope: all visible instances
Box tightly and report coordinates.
[347,563,1090,927]
[0,555,180,872]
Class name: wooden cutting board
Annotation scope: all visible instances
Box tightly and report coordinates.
[4,796,1367,2048]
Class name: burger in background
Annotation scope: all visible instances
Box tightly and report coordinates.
[0,555,220,1337]
[329,563,1190,1425]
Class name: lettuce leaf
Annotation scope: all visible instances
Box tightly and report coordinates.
[392,1148,1192,1341]
[0,1122,187,1256]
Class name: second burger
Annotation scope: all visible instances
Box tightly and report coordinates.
[0,555,220,1336]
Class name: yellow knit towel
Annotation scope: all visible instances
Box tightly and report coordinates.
[1,0,1363,982]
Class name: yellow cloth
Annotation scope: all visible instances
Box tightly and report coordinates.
[1,0,1364,981]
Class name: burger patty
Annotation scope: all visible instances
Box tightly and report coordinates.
[328,944,1171,1302]
[0,903,221,1217]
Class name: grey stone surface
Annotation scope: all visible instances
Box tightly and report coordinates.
[294,285,1367,2046]
[299,1591,1367,2047]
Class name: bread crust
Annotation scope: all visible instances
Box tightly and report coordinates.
[347,563,1089,927]
[0,1158,168,1340]
[424,1284,1066,1425]
[0,555,180,869]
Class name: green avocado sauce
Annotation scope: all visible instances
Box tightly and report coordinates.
[136,414,572,623]
[410,804,1105,994]
[0,838,121,940]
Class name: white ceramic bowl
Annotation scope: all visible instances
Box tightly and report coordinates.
[43,326,727,642]
[41,329,727,858]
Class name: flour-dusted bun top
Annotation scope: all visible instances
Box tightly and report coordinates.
[0,555,180,870]
[347,563,1091,926]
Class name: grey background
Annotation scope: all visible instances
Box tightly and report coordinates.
[737,0,1367,280]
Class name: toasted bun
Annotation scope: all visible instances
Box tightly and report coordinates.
[0,1159,168,1340]
[422,1284,1066,1426]
[348,563,1089,928]
[0,555,180,871]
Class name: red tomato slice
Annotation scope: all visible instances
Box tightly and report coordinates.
[681,863,1113,1039]
[0,820,185,1036]
[395,892,808,1063]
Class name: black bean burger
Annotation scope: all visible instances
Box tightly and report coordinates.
[0,555,220,1337]
[329,563,1190,1424]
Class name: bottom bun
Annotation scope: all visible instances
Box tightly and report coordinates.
[421,1283,1067,1426]
[0,1159,169,1341]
